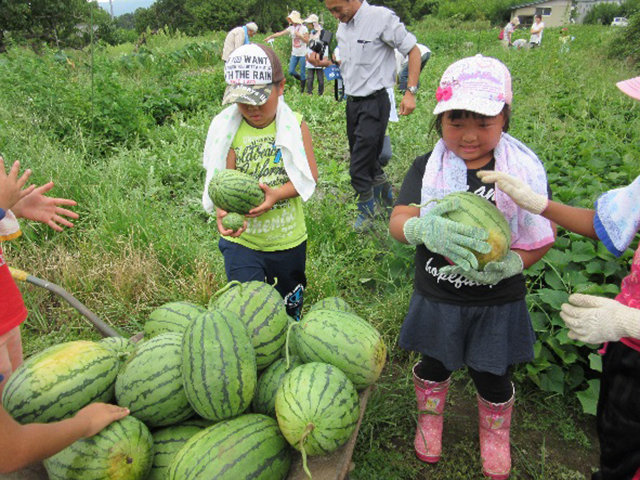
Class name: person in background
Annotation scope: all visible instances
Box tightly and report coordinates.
[265,11,309,93]
[395,42,431,92]
[222,22,259,62]
[529,15,544,47]
[304,14,330,95]
[502,17,520,48]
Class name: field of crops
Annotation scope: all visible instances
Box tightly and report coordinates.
[1,19,639,479]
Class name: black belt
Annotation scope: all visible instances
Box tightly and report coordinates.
[346,88,385,102]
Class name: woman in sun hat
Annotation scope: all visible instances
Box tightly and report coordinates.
[265,11,309,92]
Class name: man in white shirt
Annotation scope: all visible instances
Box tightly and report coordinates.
[309,0,421,230]
[265,11,309,92]
[222,23,258,62]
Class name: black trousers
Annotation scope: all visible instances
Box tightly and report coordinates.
[306,68,324,95]
[597,341,640,480]
[345,89,390,200]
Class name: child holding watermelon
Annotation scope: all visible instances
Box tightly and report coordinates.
[389,55,555,479]
[201,44,318,321]
[477,75,640,480]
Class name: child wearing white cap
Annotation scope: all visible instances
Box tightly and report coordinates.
[389,55,555,479]
[201,44,318,320]
[478,75,640,480]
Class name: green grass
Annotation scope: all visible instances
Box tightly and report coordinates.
[1,21,639,478]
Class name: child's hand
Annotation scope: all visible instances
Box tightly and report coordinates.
[246,183,278,218]
[216,208,247,237]
[477,170,548,215]
[73,403,129,438]
[402,198,491,270]
[0,158,35,212]
[11,182,78,231]
[440,251,524,285]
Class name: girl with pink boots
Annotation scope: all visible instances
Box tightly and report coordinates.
[389,55,555,478]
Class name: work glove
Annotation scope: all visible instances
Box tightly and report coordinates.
[439,251,524,286]
[403,199,491,271]
[560,293,640,344]
[477,170,548,215]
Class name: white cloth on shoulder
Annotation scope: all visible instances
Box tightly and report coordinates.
[594,175,640,257]
[202,98,316,213]
[0,210,21,241]
[420,133,554,250]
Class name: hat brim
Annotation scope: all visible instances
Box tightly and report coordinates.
[617,76,640,102]
[222,84,273,106]
[433,96,505,117]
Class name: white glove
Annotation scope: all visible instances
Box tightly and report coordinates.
[560,293,640,344]
[476,170,548,215]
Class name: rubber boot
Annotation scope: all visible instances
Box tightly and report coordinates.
[413,363,450,463]
[354,198,375,233]
[478,390,515,480]
[373,181,394,217]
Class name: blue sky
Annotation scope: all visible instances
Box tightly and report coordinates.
[97,0,155,17]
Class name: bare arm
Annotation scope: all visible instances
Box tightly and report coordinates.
[265,29,289,41]
[399,45,421,116]
[540,201,597,239]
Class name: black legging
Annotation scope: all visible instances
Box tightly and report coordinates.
[306,68,324,95]
[419,354,513,404]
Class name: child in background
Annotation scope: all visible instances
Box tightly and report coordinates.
[0,158,79,394]
[389,56,555,479]
[478,74,640,480]
[202,44,318,321]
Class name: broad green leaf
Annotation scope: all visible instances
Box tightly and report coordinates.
[603,260,622,277]
[566,363,585,390]
[544,250,572,268]
[589,353,603,373]
[564,270,589,288]
[530,311,548,332]
[585,259,604,275]
[544,270,565,290]
[539,365,565,394]
[537,288,570,310]
[576,380,600,416]
[570,241,596,263]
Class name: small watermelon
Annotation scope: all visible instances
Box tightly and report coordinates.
[209,169,265,214]
[144,301,206,339]
[253,356,304,417]
[221,212,246,231]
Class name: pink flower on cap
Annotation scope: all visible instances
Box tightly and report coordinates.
[436,85,453,102]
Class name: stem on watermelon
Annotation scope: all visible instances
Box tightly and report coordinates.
[211,280,242,300]
[300,423,315,480]
[284,321,297,369]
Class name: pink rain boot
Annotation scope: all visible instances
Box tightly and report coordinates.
[413,363,450,463]
[477,391,515,480]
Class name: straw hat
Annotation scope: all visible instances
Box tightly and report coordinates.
[287,10,303,24]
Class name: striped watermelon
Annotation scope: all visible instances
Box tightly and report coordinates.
[148,423,208,480]
[209,169,265,214]
[252,355,304,417]
[221,212,245,231]
[168,414,291,480]
[293,309,386,390]
[115,333,194,427]
[44,416,154,480]
[99,337,135,369]
[144,301,207,339]
[309,296,354,313]
[182,309,257,421]
[211,281,289,370]
[440,191,511,270]
[2,340,119,424]
[275,362,360,456]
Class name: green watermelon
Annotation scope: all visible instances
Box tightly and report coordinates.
[115,333,194,427]
[2,340,119,424]
[309,296,354,313]
[182,309,257,421]
[168,414,291,480]
[252,356,304,417]
[148,423,208,480]
[293,309,386,390]
[275,362,360,456]
[221,212,245,231]
[210,281,289,370]
[440,191,511,270]
[144,301,206,339]
[209,169,265,214]
[44,416,154,480]
[99,337,135,369]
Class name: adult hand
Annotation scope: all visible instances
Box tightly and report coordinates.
[399,92,416,116]
[402,198,491,270]
[12,182,78,231]
[306,51,321,68]
[216,208,247,238]
[477,170,548,215]
[0,158,34,211]
[440,251,523,285]
[560,294,640,344]
[73,403,129,438]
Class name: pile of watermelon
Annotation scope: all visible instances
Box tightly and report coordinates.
[1,281,387,480]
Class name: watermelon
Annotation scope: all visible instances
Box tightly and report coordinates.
[144,301,206,339]
[44,416,154,480]
[116,333,194,427]
[182,309,257,421]
[221,212,245,231]
[99,337,135,369]
[211,281,290,370]
[2,340,119,424]
[440,191,511,270]
[209,169,265,214]
[252,355,304,417]
[293,309,386,390]
[309,296,354,313]
[148,423,208,480]
[275,362,360,456]
[168,414,291,480]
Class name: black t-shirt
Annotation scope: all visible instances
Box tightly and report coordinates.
[396,152,529,306]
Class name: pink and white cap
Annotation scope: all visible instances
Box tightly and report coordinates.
[433,55,513,117]
[616,76,640,102]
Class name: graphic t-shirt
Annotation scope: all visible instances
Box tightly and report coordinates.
[617,244,640,352]
[396,153,530,306]
[0,246,27,336]
[288,25,309,57]
[224,113,307,252]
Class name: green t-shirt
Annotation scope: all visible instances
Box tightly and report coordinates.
[222,113,307,251]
